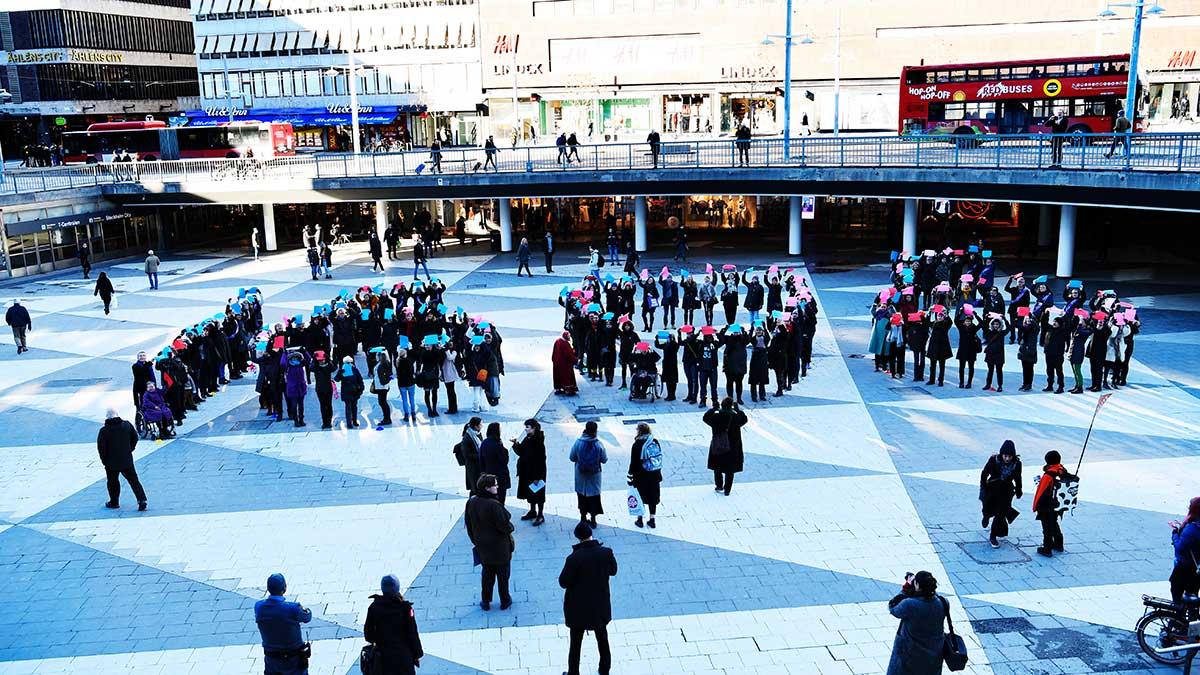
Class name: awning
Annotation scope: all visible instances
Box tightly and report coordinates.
[182,105,428,128]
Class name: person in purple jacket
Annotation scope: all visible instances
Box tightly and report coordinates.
[280,348,310,427]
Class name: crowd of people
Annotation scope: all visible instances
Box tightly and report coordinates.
[555,261,819,406]
[867,246,1141,394]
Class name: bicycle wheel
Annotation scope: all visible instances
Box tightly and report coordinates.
[1136,609,1191,665]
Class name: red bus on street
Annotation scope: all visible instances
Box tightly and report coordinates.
[62,121,296,163]
[899,54,1138,141]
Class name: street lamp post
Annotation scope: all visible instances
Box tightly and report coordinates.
[763,0,795,158]
[1100,0,1165,120]
[347,8,360,154]
[766,3,842,142]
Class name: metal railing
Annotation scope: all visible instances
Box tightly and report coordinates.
[4,132,1199,196]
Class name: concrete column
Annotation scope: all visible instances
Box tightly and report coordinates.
[903,198,918,256]
[155,209,168,252]
[635,196,648,252]
[1038,204,1055,247]
[498,198,513,252]
[374,200,388,240]
[788,196,802,255]
[262,203,278,252]
[1056,205,1076,278]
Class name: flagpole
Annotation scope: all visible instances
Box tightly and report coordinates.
[1075,393,1111,474]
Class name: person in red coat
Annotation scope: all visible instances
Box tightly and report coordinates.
[552,331,578,395]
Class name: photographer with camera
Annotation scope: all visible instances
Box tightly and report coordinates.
[887,570,963,674]
[254,573,312,675]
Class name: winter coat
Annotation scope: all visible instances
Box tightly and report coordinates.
[569,434,607,496]
[460,428,482,492]
[1043,323,1068,366]
[132,360,155,394]
[628,435,663,507]
[954,318,981,361]
[558,539,618,630]
[1068,326,1092,366]
[281,351,309,399]
[479,437,511,491]
[721,333,749,376]
[657,339,679,383]
[886,593,947,675]
[4,304,31,328]
[980,454,1023,519]
[464,492,514,566]
[704,407,746,473]
[441,349,460,383]
[743,280,765,311]
[748,334,771,384]
[334,366,365,399]
[1018,323,1041,364]
[925,315,953,361]
[97,417,138,470]
[868,308,893,355]
[363,594,424,675]
[513,431,547,501]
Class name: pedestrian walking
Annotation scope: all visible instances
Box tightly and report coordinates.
[97,407,148,511]
[627,422,662,528]
[4,297,30,355]
[479,422,511,503]
[458,417,484,494]
[886,571,953,675]
[370,232,385,272]
[1104,110,1132,159]
[319,243,333,279]
[513,418,547,526]
[980,440,1022,548]
[306,247,321,280]
[362,574,424,675]
[464,474,515,611]
[556,132,569,164]
[78,242,92,278]
[735,124,752,166]
[483,135,499,171]
[429,140,443,173]
[559,521,618,675]
[145,250,161,290]
[413,241,431,280]
[570,421,608,527]
[254,573,312,675]
[516,237,533,277]
[646,129,661,168]
[1033,450,1076,557]
[94,272,115,314]
[704,397,746,496]
[251,227,260,261]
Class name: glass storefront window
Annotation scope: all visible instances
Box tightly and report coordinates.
[662,94,711,134]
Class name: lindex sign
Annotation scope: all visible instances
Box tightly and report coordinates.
[905,76,1125,102]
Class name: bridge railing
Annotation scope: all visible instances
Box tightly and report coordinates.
[3,132,1199,195]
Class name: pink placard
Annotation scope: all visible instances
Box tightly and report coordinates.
[1123,308,1136,321]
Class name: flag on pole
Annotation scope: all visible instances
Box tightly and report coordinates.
[1096,392,1112,411]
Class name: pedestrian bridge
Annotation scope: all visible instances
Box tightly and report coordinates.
[6,133,1200,212]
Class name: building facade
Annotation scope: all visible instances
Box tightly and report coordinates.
[479,0,1200,141]
[189,0,484,151]
[0,0,198,156]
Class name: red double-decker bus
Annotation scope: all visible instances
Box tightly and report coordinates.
[62,121,296,163]
[899,54,1137,141]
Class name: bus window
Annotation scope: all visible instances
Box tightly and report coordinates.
[1074,99,1107,116]
[927,102,946,121]
[977,67,998,80]
[949,70,967,82]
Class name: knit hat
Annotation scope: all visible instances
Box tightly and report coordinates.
[999,440,1016,457]
[380,574,400,594]
[573,521,593,540]
[267,573,286,595]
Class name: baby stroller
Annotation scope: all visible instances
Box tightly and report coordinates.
[137,387,176,440]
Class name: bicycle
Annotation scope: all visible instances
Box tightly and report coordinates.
[1137,592,1200,667]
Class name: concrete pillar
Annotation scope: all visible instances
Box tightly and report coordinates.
[374,200,388,241]
[155,209,168,252]
[903,198,918,256]
[1038,204,1055,247]
[498,198,513,252]
[788,196,802,255]
[262,203,278,252]
[635,196,648,252]
[1056,205,1076,278]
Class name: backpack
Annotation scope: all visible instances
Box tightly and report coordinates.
[577,438,602,475]
[641,437,663,472]
[375,358,393,386]
[597,253,605,268]
[1052,474,1079,515]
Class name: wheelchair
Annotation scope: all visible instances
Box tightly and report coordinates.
[135,408,176,441]
[628,369,664,402]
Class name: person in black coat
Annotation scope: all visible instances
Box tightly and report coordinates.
[1042,313,1069,393]
[311,351,336,428]
[131,351,155,409]
[513,419,547,525]
[719,326,749,404]
[94,272,115,314]
[954,312,981,388]
[559,521,618,675]
[655,331,680,401]
[363,575,423,675]
[1087,315,1111,392]
[904,312,929,382]
[768,324,789,396]
[1016,314,1041,391]
[465,474,514,610]
[479,422,511,504]
[627,422,662,528]
[747,325,771,402]
[979,440,1023,548]
[924,309,953,386]
[369,232,385,272]
[704,397,747,496]
[981,315,1008,392]
[333,357,365,428]
[97,408,148,510]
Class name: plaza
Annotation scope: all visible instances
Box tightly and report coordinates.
[0,235,1196,674]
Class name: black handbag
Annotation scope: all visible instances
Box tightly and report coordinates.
[359,643,375,674]
[940,596,969,671]
[709,429,731,456]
